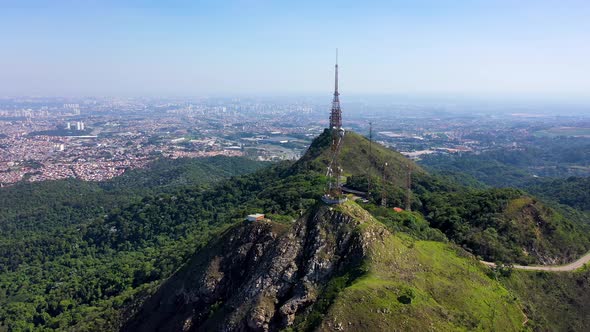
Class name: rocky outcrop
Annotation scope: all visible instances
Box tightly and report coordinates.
[123,203,386,332]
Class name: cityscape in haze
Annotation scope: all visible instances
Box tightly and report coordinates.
[1,1,590,332]
[2,1,589,186]
[1,96,589,185]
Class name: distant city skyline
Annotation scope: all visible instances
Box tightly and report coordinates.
[1,0,589,102]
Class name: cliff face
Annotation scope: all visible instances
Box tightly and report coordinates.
[123,203,385,332]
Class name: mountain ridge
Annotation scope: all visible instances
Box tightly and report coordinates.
[124,199,527,331]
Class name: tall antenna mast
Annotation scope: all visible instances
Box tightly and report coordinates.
[335,48,338,94]
[329,49,342,129]
[323,49,346,205]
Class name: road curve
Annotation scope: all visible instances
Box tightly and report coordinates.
[481,251,590,272]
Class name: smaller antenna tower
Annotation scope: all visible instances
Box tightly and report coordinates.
[381,162,388,207]
[405,164,412,211]
[367,121,373,199]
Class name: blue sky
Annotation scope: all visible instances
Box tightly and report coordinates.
[1,0,589,100]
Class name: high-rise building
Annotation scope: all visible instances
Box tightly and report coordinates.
[64,103,80,115]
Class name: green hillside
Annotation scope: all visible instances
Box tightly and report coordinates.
[0,157,265,235]
[309,202,526,332]
[0,157,268,331]
[422,189,590,265]
[420,137,590,185]
[522,176,590,212]
[295,129,424,180]
[103,156,267,192]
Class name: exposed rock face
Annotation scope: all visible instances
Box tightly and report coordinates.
[123,203,383,332]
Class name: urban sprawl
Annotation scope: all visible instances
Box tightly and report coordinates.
[1,97,587,185]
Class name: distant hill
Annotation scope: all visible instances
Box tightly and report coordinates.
[420,137,590,182]
[103,156,268,192]
[522,176,590,212]
[0,156,266,235]
[422,188,590,265]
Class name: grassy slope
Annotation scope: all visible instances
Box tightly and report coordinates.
[296,129,424,181]
[317,201,525,331]
[503,268,590,332]
[300,134,590,331]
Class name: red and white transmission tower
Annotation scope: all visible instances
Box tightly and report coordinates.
[323,49,346,204]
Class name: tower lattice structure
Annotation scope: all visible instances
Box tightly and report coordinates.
[329,52,342,130]
[324,50,346,202]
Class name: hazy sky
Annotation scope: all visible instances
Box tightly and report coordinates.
[1,0,589,100]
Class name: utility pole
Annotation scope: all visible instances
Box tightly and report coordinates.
[367,121,373,200]
[406,164,412,211]
[381,162,388,207]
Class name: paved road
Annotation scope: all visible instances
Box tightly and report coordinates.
[481,251,590,271]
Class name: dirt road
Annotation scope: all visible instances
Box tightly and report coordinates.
[481,251,590,271]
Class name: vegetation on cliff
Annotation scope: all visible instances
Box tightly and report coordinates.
[421,189,590,265]
[0,157,268,331]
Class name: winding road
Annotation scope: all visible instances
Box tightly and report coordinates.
[481,251,590,271]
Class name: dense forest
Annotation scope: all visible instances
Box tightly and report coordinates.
[522,177,590,212]
[421,188,590,264]
[0,156,272,331]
